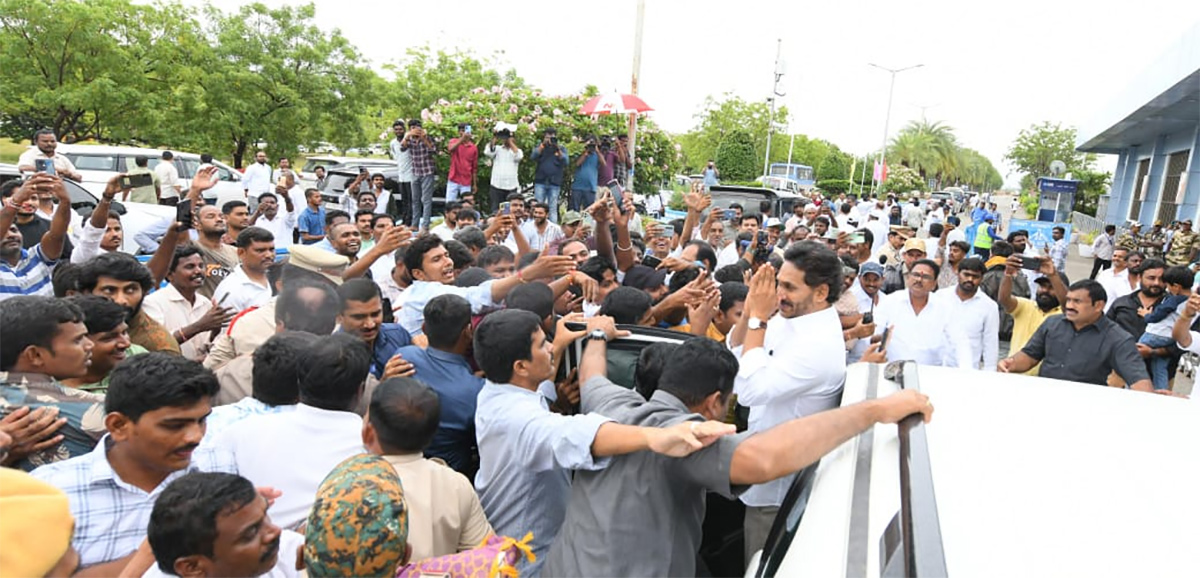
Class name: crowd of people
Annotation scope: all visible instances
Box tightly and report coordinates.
[0,123,1186,578]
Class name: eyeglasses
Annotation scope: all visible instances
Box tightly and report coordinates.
[907,272,935,282]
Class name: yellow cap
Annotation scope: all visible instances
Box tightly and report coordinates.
[0,468,74,578]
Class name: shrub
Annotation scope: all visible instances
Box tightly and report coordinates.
[715,131,758,182]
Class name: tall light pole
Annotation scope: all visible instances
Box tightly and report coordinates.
[868,62,922,195]
[762,39,785,179]
[627,0,645,186]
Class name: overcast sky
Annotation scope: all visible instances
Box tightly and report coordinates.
[190,0,1199,186]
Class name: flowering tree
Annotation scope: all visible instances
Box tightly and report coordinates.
[881,165,926,195]
[418,86,682,206]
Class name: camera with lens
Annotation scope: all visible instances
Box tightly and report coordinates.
[494,128,512,140]
[600,136,612,150]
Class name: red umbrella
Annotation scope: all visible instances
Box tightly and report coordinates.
[578,93,654,115]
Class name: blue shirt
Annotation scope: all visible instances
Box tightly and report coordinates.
[572,152,599,192]
[474,380,612,576]
[344,323,412,378]
[970,207,989,224]
[0,244,56,301]
[395,346,483,474]
[532,145,569,186]
[703,167,719,186]
[297,206,326,244]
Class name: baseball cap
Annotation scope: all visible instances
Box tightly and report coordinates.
[623,264,668,291]
[562,211,583,226]
[859,262,885,277]
[902,238,927,254]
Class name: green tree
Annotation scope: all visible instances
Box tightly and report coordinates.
[1004,122,1085,191]
[195,2,376,166]
[0,0,205,142]
[715,131,758,181]
[383,47,525,124]
[679,94,785,173]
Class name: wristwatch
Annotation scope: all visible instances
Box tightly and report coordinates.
[747,317,767,330]
[588,329,609,342]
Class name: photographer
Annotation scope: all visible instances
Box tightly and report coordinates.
[447,123,478,203]
[483,124,523,214]
[613,134,630,187]
[571,135,605,211]
[400,118,437,232]
[598,136,618,187]
[532,128,569,223]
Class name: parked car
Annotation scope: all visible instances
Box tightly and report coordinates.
[744,362,1200,577]
[299,156,394,186]
[707,185,803,222]
[928,191,956,212]
[321,166,448,218]
[54,144,245,209]
[0,162,173,255]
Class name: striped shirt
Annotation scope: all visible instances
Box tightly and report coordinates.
[0,244,56,301]
[31,435,238,568]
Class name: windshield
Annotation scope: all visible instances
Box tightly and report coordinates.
[302,159,339,173]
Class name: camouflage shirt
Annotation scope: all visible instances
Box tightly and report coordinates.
[1166,231,1199,266]
[0,372,106,471]
[1116,232,1141,252]
[1142,228,1167,258]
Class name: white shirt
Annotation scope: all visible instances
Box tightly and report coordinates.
[731,306,845,507]
[255,209,297,246]
[142,530,303,578]
[866,219,890,255]
[213,265,272,314]
[391,138,413,181]
[484,144,523,190]
[935,287,1000,371]
[242,162,273,195]
[1098,268,1134,312]
[847,281,881,363]
[430,222,456,241]
[875,289,971,368]
[142,284,214,360]
[70,219,114,265]
[216,403,365,530]
[716,243,741,269]
[946,227,967,247]
[17,148,77,175]
[154,162,181,198]
[520,220,564,252]
[398,279,499,336]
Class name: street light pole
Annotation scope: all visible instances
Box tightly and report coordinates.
[763,39,785,179]
[868,62,922,195]
[627,0,645,187]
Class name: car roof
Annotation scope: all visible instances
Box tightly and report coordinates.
[708,185,801,199]
[306,156,391,164]
[57,143,198,157]
[768,363,1200,576]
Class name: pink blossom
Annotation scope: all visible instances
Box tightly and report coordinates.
[528,122,538,133]
[533,106,543,115]
[491,86,502,94]
[472,87,487,94]
[437,98,450,106]
[553,108,564,117]
[420,109,430,121]
[508,104,519,114]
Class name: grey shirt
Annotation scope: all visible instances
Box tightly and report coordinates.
[1021,314,1149,386]
[543,376,748,578]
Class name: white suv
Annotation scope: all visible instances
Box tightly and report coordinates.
[55,144,246,208]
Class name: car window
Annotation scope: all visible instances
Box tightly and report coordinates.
[215,165,238,182]
[177,159,199,179]
[65,154,118,171]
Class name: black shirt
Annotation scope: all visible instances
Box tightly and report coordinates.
[15,215,73,257]
[1106,289,1163,339]
[1021,314,1149,386]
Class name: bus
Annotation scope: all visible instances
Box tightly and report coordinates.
[768,163,815,192]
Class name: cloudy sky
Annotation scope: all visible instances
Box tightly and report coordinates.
[190,0,1199,186]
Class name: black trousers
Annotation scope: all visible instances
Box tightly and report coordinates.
[394,182,413,226]
[1090,257,1112,280]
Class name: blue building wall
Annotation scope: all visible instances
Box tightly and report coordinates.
[1103,125,1200,225]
